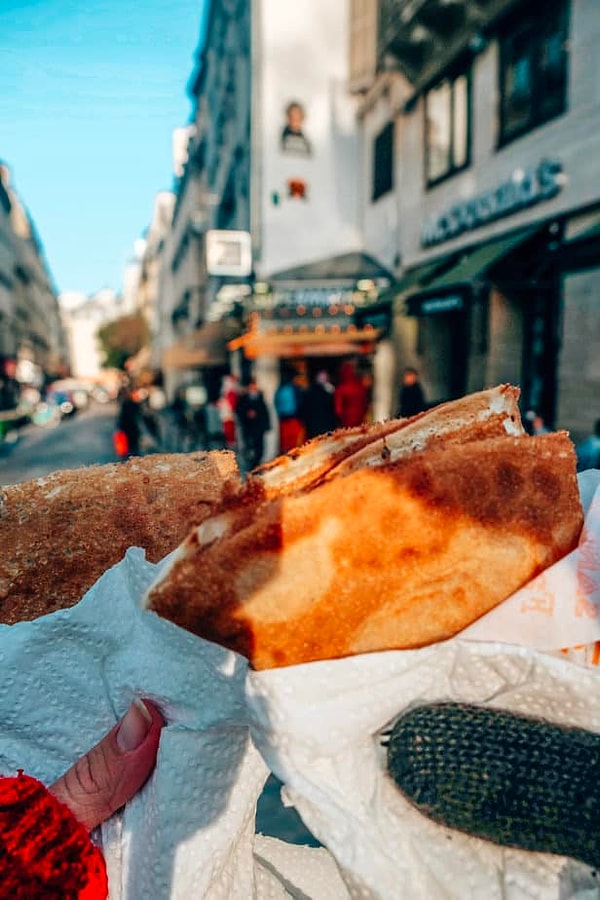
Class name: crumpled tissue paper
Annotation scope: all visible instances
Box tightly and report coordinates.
[0,473,599,899]
[0,549,347,899]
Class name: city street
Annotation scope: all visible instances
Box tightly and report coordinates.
[0,401,119,486]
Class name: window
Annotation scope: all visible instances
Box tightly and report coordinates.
[499,0,569,146]
[372,121,394,202]
[425,70,470,187]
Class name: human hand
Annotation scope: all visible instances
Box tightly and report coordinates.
[50,698,164,831]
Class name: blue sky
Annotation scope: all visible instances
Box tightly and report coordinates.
[0,0,207,295]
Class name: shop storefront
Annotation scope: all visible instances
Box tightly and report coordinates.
[228,252,394,452]
[392,158,599,431]
[555,206,600,441]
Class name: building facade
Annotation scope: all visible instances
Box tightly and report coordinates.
[59,288,129,382]
[254,0,362,275]
[156,0,252,403]
[243,0,398,442]
[136,192,175,349]
[353,0,600,440]
[155,0,395,459]
[0,163,69,414]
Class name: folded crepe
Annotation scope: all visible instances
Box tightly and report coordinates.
[0,451,240,624]
[145,386,583,668]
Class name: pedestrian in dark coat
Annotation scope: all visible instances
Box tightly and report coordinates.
[301,370,337,439]
[237,379,271,470]
[397,367,427,418]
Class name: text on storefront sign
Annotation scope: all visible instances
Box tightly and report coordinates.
[421,160,564,248]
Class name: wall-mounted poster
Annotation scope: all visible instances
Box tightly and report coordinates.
[281,101,312,156]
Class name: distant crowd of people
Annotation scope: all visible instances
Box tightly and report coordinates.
[114,374,272,471]
[113,364,430,470]
[272,363,431,453]
[115,367,600,475]
[274,361,373,454]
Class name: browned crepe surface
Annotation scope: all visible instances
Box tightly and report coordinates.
[147,431,582,669]
[1,451,240,624]
[253,384,522,496]
[189,384,525,557]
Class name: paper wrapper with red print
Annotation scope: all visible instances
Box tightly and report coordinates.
[461,469,600,663]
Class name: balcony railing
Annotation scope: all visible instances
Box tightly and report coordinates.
[377,0,520,87]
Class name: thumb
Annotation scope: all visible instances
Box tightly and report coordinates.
[50,699,164,831]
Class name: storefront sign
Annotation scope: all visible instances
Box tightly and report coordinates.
[271,287,356,307]
[406,293,465,316]
[421,159,564,248]
[354,305,392,334]
[206,230,252,277]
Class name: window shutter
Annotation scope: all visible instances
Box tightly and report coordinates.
[349,0,378,93]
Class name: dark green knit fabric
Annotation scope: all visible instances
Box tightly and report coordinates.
[386,703,600,869]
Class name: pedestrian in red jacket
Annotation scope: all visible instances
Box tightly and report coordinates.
[334,361,368,428]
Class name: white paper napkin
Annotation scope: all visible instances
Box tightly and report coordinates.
[247,640,600,900]
[0,549,268,899]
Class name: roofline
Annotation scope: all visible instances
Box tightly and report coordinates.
[187,0,216,99]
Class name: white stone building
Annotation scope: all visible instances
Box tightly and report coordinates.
[59,288,126,381]
[137,193,175,341]
[351,0,600,439]
[156,0,253,404]
[156,0,395,456]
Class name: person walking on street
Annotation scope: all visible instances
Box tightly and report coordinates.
[237,378,271,470]
[116,388,142,457]
[397,367,427,419]
[169,387,190,451]
[334,361,368,428]
[217,374,240,450]
[524,410,551,436]
[274,369,305,453]
[576,418,600,471]
[300,370,337,439]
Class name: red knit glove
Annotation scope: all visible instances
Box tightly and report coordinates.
[0,772,108,899]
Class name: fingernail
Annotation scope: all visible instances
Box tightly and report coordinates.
[116,699,153,752]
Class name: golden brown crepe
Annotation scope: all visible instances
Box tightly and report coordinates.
[253,383,524,496]
[145,387,583,669]
[0,451,240,624]
[171,384,525,555]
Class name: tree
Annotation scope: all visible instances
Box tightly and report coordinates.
[96,313,150,371]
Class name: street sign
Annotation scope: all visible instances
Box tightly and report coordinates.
[205,230,252,277]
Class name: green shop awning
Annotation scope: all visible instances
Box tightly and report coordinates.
[385,259,451,313]
[404,226,539,316]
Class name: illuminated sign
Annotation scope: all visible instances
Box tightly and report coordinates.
[406,288,469,317]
